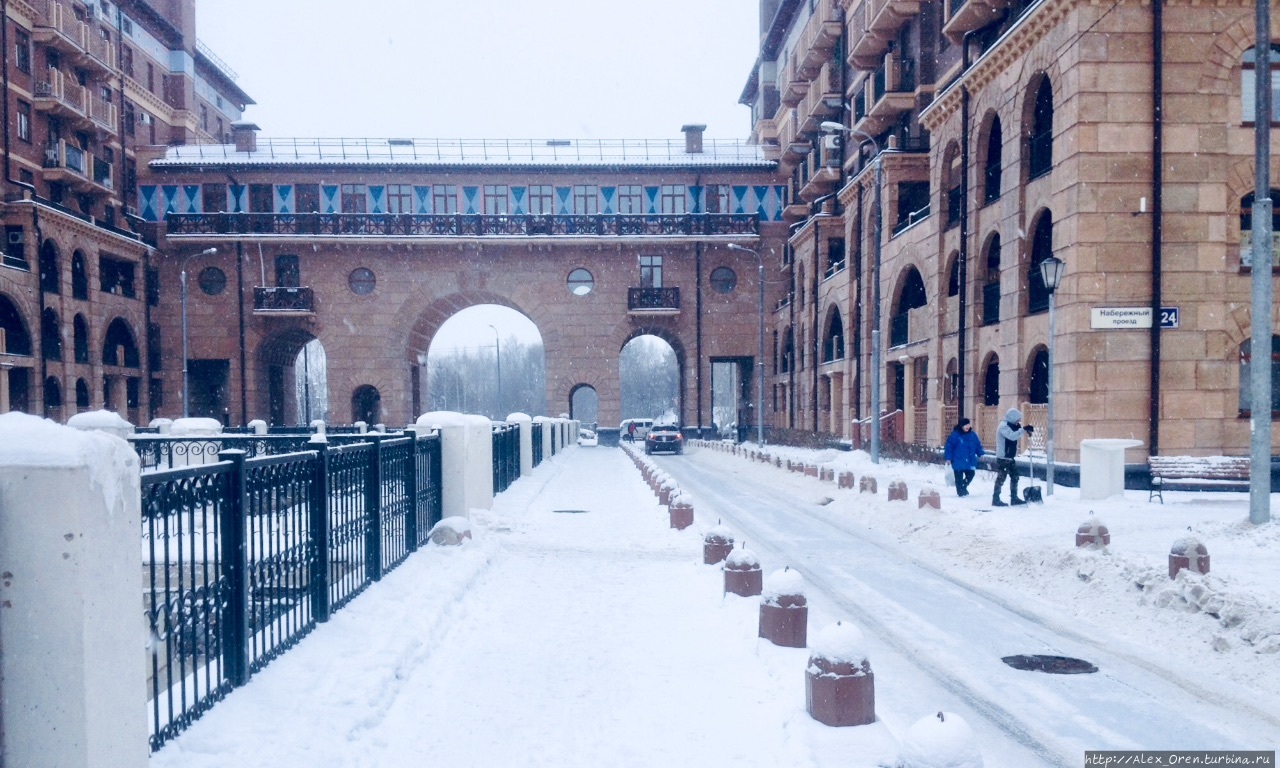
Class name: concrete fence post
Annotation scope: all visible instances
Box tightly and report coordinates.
[464,415,495,511]
[417,412,470,520]
[507,412,533,477]
[534,416,553,461]
[0,412,148,768]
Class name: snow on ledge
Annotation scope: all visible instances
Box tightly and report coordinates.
[67,409,133,430]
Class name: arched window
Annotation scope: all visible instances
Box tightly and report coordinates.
[39,240,60,294]
[782,327,795,373]
[43,377,63,417]
[41,308,62,360]
[892,267,927,347]
[75,378,90,408]
[944,141,962,229]
[1239,190,1280,268]
[1028,347,1049,404]
[947,252,960,298]
[1241,45,1280,123]
[1028,78,1053,179]
[983,356,1001,406]
[0,294,32,355]
[102,318,139,368]
[73,314,89,363]
[71,250,88,299]
[1028,212,1053,315]
[1238,335,1280,416]
[945,358,959,405]
[982,234,1002,326]
[352,385,381,425]
[822,308,845,363]
[984,116,1003,204]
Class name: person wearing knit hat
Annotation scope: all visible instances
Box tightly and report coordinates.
[992,408,1034,506]
[944,417,983,497]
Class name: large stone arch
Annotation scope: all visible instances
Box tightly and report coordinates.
[616,325,690,425]
[256,325,317,426]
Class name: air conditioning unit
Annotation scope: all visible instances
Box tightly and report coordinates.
[139,113,152,125]
[822,134,842,151]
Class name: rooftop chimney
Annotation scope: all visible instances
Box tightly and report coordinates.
[231,122,260,153]
[681,124,707,154]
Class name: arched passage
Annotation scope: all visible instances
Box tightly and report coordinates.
[102,318,139,367]
[569,383,598,426]
[619,331,682,425]
[258,327,318,426]
[891,266,927,347]
[426,303,546,419]
[352,384,381,425]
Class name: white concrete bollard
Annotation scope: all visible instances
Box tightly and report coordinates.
[0,412,148,768]
[248,418,268,435]
[507,412,534,477]
[464,414,495,511]
[417,412,469,520]
[534,415,553,460]
[67,409,136,441]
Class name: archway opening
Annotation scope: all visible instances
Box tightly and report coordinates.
[294,339,328,425]
[427,304,545,419]
[570,384,598,427]
[620,334,678,424]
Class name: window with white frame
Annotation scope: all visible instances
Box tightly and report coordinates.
[1241,45,1280,123]
[617,185,643,214]
[660,185,686,214]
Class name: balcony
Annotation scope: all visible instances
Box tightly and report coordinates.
[794,0,845,77]
[79,27,115,74]
[846,0,892,70]
[33,0,87,56]
[780,57,809,109]
[889,306,929,348]
[33,70,86,121]
[254,286,315,316]
[798,63,844,134]
[627,287,680,315]
[855,56,917,136]
[799,166,841,202]
[864,0,923,43]
[88,97,117,134]
[943,0,1011,43]
[42,139,87,187]
[164,213,761,239]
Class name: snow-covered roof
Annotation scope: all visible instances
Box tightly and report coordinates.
[151,138,774,169]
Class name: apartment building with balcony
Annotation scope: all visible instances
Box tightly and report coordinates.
[1,0,250,422]
[745,0,1280,461]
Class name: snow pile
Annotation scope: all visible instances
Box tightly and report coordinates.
[0,412,138,516]
[704,524,734,544]
[762,567,805,603]
[429,516,474,546]
[808,621,869,669]
[724,547,760,569]
[67,409,134,430]
[169,417,223,436]
[897,711,982,768]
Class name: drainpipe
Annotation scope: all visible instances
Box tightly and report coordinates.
[1148,0,1164,457]
[695,241,704,432]
[2,0,11,188]
[813,207,821,430]
[236,241,248,425]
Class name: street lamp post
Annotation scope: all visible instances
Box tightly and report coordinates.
[1039,254,1065,496]
[821,121,882,462]
[181,247,218,418]
[727,243,765,446]
[487,323,502,418]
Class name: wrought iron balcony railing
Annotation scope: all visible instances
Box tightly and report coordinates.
[627,287,680,311]
[254,286,314,313]
[165,212,760,238]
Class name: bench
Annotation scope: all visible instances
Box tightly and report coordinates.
[1147,456,1251,502]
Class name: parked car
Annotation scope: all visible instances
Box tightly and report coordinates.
[619,418,653,443]
[645,423,683,455]
[577,428,598,447]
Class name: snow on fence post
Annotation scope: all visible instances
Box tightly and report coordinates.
[533,416,553,463]
[507,412,533,477]
[0,413,148,768]
[248,418,267,435]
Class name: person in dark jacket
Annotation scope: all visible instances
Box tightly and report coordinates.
[943,418,983,497]
[992,408,1034,506]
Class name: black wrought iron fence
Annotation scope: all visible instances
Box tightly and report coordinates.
[140,431,442,752]
[130,432,399,471]
[492,423,520,494]
[531,422,544,466]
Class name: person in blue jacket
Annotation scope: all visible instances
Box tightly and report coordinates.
[944,417,983,497]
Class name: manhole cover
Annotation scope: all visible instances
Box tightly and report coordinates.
[1001,655,1098,674]
[553,509,590,514]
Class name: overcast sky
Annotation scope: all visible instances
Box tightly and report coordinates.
[196,0,760,141]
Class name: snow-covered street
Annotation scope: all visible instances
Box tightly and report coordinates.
[149,442,1280,767]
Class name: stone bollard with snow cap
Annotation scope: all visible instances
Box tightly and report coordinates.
[703,523,734,564]
[917,488,941,509]
[759,567,808,648]
[859,476,878,494]
[838,471,856,489]
[668,493,694,530]
[888,479,908,502]
[805,621,875,727]
[1169,536,1210,579]
[1076,517,1111,549]
[723,547,763,597]
[658,478,677,506]
[898,711,983,768]
[428,516,473,546]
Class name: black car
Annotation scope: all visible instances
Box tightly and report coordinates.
[645,423,684,455]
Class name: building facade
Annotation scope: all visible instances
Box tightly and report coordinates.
[743,0,1280,460]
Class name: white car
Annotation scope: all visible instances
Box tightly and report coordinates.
[577,428,598,447]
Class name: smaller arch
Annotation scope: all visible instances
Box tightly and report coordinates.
[944,357,959,405]
[942,140,962,229]
[39,239,60,294]
[1024,74,1054,181]
[982,353,1001,406]
[351,385,381,425]
[41,308,62,361]
[0,294,33,356]
[71,250,89,300]
[978,112,1003,204]
[781,326,795,373]
[821,306,845,363]
[43,376,63,419]
[1027,346,1049,404]
[102,318,140,368]
[891,266,927,347]
[569,383,599,425]
[1027,209,1054,315]
[946,251,960,298]
[73,314,90,363]
[75,378,90,409]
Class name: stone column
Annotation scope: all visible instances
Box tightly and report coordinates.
[0,413,147,768]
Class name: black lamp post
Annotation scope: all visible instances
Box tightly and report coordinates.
[1038,254,1065,495]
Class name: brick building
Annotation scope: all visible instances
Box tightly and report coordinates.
[744,0,1280,460]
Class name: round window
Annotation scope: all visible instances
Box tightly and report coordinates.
[198,266,226,296]
[710,266,737,294]
[348,267,376,295]
[567,268,594,296]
